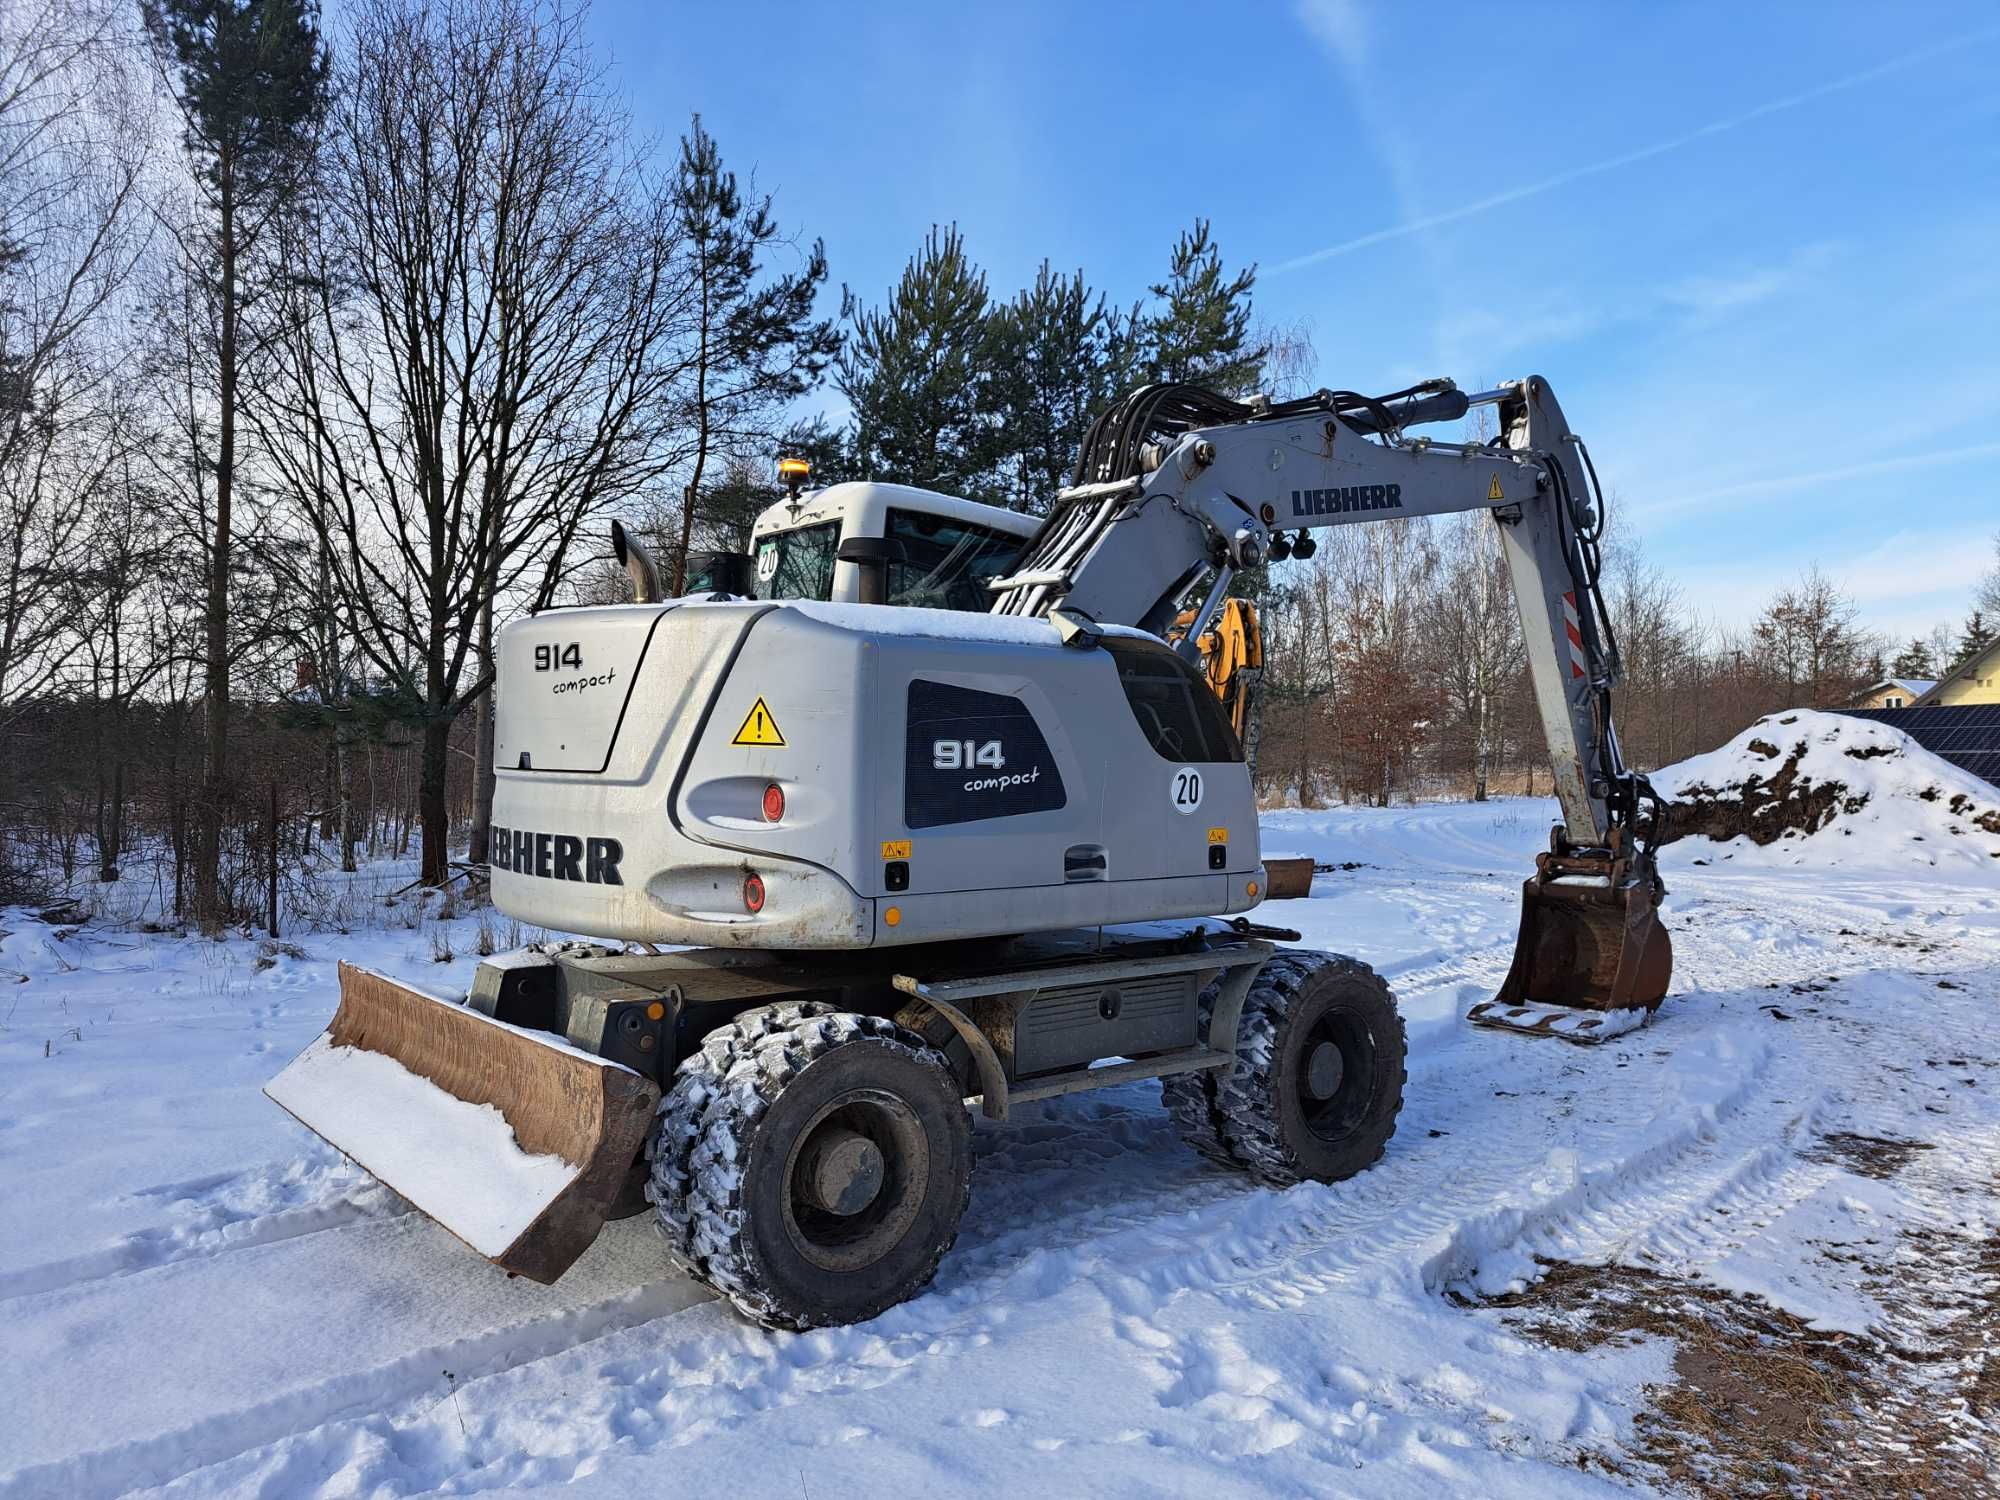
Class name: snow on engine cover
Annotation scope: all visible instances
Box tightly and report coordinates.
[489,598,1265,950]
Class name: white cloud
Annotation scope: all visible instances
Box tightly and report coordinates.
[1669,521,1999,638]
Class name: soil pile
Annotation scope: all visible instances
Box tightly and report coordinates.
[1649,710,2000,868]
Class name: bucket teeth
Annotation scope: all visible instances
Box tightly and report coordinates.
[1465,999,1652,1045]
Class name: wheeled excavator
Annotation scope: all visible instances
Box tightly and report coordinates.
[267,374,1673,1329]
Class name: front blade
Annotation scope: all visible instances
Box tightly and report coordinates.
[265,962,659,1283]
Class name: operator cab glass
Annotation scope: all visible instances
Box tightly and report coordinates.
[752,507,1025,611]
[884,509,1023,612]
[754,521,839,601]
[1105,637,1243,763]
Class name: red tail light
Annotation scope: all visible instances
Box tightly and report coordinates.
[743,873,766,913]
[762,783,786,823]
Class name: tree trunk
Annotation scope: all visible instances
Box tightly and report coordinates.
[468,527,498,867]
[195,166,238,931]
[418,715,451,886]
[266,779,280,938]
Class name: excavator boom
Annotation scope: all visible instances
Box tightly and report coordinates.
[992,376,1672,1037]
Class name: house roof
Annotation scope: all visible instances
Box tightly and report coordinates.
[1916,635,2000,706]
[1853,677,1935,703]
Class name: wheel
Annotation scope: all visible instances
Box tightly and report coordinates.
[1211,952,1405,1187]
[664,1009,972,1330]
[1160,978,1243,1169]
[647,1000,834,1269]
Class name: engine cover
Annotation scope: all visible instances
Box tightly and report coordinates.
[490,599,1264,950]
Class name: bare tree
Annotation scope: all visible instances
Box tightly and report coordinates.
[1750,566,1876,710]
[259,0,697,885]
[0,0,151,713]
[1423,515,1521,799]
[145,0,329,927]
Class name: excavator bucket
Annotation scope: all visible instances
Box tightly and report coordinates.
[265,963,659,1283]
[1467,831,1673,1045]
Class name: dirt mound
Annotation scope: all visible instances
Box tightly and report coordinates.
[1649,710,2000,868]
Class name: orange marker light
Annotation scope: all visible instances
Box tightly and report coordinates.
[1247,881,1259,899]
[645,1001,665,1021]
[884,906,901,927]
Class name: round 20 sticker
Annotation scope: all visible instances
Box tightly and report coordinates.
[1170,766,1204,815]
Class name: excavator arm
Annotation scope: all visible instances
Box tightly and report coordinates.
[992,376,1672,1040]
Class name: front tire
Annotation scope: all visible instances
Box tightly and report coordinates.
[656,1009,971,1330]
[1211,952,1405,1187]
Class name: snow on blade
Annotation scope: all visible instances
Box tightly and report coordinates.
[264,1034,578,1259]
[1652,707,2000,869]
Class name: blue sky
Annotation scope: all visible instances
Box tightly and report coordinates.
[594,1,1998,645]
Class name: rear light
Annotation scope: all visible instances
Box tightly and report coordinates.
[762,782,785,822]
[743,872,766,913]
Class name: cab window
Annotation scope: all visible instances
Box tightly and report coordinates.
[885,509,1023,612]
[1104,637,1242,763]
[754,521,839,602]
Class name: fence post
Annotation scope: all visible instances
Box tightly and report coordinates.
[266,779,280,939]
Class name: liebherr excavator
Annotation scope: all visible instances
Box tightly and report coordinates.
[267,375,1672,1329]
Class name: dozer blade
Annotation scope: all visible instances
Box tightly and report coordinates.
[265,962,659,1283]
[1470,832,1673,1046]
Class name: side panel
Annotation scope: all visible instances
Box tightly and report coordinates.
[493,602,869,948]
[497,603,1261,950]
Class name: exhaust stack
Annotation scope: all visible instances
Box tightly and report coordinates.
[611,519,663,603]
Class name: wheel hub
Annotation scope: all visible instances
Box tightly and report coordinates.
[781,1087,930,1274]
[1304,1039,1344,1100]
[797,1126,885,1216]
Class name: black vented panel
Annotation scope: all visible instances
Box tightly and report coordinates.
[1012,973,1197,1077]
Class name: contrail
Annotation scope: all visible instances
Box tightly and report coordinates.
[1645,440,2000,518]
[1272,27,2000,275]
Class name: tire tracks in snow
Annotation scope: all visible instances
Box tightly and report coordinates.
[0,1273,711,1500]
[35,873,1958,1498]
[0,1160,403,1305]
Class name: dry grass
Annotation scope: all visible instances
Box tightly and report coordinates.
[1491,1255,1998,1498]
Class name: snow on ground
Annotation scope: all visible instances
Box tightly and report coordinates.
[3,797,1998,1498]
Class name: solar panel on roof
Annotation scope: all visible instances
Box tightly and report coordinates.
[1833,705,2000,788]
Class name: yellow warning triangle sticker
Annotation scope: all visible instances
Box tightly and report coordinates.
[731,696,786,746]
[1487,474,1505,501]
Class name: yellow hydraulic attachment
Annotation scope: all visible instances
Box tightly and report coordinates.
[1170,596,1263,753]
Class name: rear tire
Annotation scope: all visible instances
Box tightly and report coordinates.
[657,1009,971,1330]
[1210,952,1405,1187]
[647,1001,833,1270]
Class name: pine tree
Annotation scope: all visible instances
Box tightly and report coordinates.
[1955,609,1993,667]
[144,0,329,929]
[668,116,841,592]
[1141,218,1267,395]
[1889,637,1934,679]
[838,225,1006,499]
[990,262,1133,511]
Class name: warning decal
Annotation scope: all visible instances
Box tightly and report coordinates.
[731,697,786,747]
[1487,474,1505,502]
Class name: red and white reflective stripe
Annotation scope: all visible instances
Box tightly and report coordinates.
[1561,591,1588,681]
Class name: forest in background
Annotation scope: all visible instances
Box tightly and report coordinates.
[6,0,1998,929]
